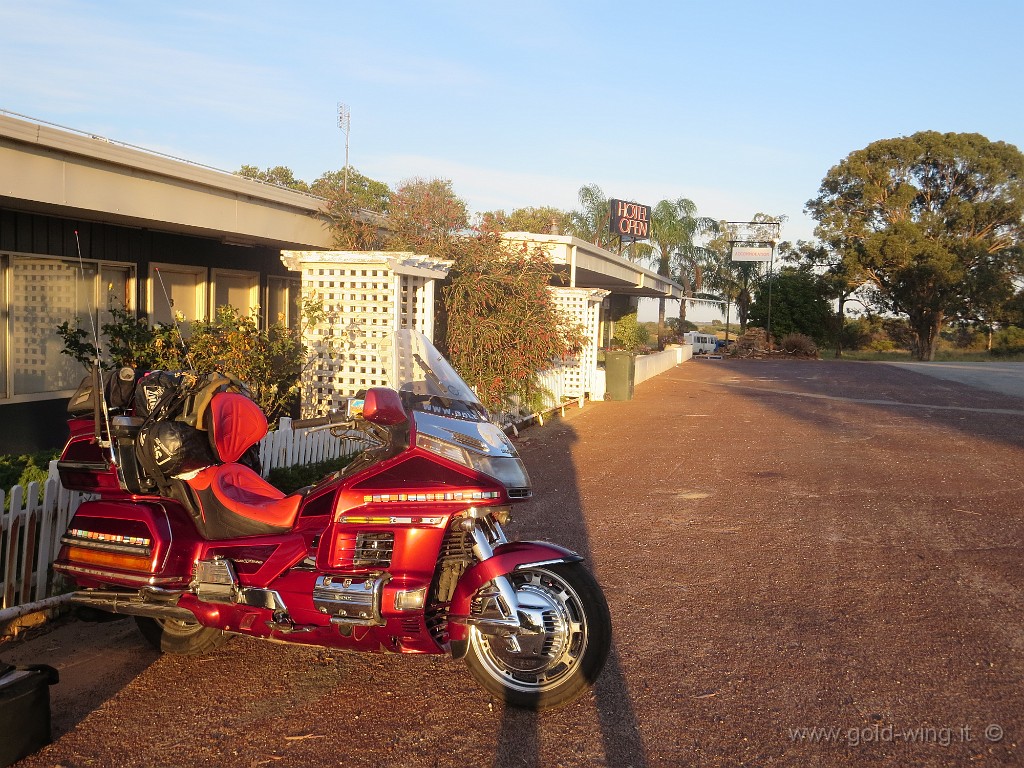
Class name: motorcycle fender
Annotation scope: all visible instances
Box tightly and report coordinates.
[447,541,582,655]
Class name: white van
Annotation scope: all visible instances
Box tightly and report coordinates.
[683,332,720,355]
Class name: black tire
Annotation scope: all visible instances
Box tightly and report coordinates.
[134,616,230,655]
[465,562,611,710]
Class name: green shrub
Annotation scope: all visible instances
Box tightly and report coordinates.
[612,313,650,352]
[993,326,1024,356]
[779,333,819,358]
[58,302,327,425]
[268,456,353,493]
[0,450,60,508]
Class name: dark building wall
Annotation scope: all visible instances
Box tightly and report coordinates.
[4,398,72,454]
[0,209,292,308]
[0,206,294,455]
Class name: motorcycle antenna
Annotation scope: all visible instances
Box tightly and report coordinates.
[74,230,116,462]
[153,266,198,372]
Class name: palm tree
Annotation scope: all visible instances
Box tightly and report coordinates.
[638,198,718,342]
[568,184,616,250]
[703,256,761,334]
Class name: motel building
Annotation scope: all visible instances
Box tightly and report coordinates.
[0,111,681,454]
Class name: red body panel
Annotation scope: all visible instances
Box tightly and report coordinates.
[54,497,202,588]
[55,396,563,658]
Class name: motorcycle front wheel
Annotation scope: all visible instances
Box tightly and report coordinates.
[465,562,611,710]
[134,616,230,655]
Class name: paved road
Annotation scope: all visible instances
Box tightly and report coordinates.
[884,361,1024,399]
[4,358,1023,767]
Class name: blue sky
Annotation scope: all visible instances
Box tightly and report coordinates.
[2,0,1023,246]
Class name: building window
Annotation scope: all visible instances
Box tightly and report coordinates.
[100,264,134,325]
[5,254,135,397]
[211,268,259,320]
[149,264,206,335]
[267,276,301,329]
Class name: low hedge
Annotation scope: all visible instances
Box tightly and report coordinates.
[267,456,354,493]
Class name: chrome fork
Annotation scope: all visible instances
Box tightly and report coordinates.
[463,517,527,652]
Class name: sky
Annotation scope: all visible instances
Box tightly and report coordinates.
[2,0,1023,249]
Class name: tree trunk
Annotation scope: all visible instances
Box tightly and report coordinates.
[910,311,943,361]
[678,290,690,324]
[738,274,750,332]
[737,290,750,332]
[834,296,846,358]
[657,298,666,350]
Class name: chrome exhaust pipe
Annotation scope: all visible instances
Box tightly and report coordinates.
[71,589,196,622]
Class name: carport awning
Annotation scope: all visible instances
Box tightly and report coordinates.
[501,233,682,299]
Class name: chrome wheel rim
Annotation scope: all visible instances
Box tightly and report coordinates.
[471,568,588,694]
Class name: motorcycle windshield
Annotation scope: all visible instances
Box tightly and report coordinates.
[385,330,531,495]
[389,330,488,422]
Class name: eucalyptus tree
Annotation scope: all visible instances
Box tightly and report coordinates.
[807,131,1024,360]
[313,167,392,250]
[236,165,310,192]
[779,240,869,356]
[311,167,391,213]
[476,206,572,235]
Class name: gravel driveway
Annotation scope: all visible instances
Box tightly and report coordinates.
[4,357,1022,767]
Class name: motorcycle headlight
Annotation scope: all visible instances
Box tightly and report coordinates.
[417,433,472,466]
[416,433,531,493]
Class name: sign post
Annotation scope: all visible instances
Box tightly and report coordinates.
[726,220,782,349]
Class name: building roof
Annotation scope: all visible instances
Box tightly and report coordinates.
[1,112,682,301]
[501,232,683,300]
[0,111,335,250]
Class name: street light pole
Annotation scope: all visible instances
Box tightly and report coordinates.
[337,102,350,193]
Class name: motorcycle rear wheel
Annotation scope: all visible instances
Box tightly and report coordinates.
[134,616,230,655]
[465,562,610,710]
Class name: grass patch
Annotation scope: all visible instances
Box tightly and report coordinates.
[821,348,1024,363]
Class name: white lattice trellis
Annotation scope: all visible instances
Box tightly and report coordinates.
[548,287,607,397]
[282,251,449,416]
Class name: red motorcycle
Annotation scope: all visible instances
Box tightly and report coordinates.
[53,330,610,709]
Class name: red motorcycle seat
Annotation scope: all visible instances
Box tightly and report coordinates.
[188,464,301,529]
[207,392,268,462]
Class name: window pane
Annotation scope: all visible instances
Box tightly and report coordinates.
[0,256,6,398]
[267,277,301,328]
[152,267,202,333]
[214,272,258,316]
[11,257,90,394]
[100,265,133,319]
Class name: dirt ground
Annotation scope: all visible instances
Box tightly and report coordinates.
[3,357,1022,767]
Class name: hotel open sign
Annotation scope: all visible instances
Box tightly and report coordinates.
[609,199,650,241]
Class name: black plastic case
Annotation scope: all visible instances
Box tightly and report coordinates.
[0,662,59,767]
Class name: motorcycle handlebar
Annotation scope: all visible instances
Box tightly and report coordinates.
[290,410,349,430]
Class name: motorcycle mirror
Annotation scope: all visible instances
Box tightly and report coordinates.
[362,387,407,426]
[345,397,365,420]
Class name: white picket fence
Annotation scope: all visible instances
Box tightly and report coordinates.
[0,420,368,620]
